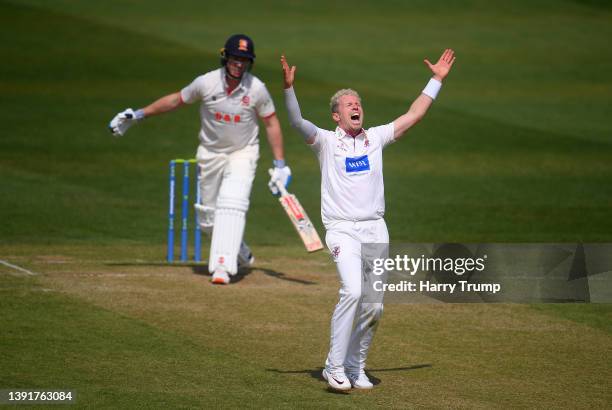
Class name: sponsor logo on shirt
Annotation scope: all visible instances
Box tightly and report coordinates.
[214,112,241,123]
[345,155,370,173]
[241,95,250,106]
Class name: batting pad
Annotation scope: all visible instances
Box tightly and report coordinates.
[209,208,245,275]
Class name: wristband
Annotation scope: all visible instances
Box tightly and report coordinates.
[422,78,442,100]
[273,159,286,168]
[135,108,146,121]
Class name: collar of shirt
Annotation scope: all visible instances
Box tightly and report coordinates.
[221,69,249,96]
[335,126,367,140]
[335,126,371,154]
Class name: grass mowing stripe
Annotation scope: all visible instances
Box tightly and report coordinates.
[1,277,225,405]
[0,275,347,407]
[1,246,611,407]
[531,304,612,334]
[2,0,612,246]
[9,0,612,142]
[0,272,435,408]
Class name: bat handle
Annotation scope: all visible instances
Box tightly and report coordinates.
[268,168,290,197]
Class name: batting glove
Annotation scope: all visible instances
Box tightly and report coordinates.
[108,108,145,137]
[268,160,292,196]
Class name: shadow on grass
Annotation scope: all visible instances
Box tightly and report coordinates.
[104,261,317,285]
[266,364,432,388]
[192,264,317,285]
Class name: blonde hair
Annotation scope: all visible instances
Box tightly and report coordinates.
[330,89,361,113]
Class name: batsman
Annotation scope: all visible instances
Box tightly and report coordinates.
[109,34,291,285]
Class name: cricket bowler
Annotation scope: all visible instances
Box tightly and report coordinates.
[108,34,292,284]
[280,49,455,390]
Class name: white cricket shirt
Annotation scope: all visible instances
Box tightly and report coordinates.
[310,124,395,227]
[180,68,275,154]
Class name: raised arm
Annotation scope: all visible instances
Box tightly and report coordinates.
[393,49,456,140]
[281,55,317,144]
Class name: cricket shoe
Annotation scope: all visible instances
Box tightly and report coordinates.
[211,268,230,285]
[322,368,351,391]
[237,241,255,268]
[348,372,373,389]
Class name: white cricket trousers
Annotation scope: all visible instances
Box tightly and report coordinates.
[196,144,259,274]
[324,218,388,374]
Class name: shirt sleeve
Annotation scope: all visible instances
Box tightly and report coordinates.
[283,87,318,141]
[369,122,395,148]
[308,128,329,154]
[180,75,207,104]
[254,83,276,118]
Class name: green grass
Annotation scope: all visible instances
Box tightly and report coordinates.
[2,0,612,245]
[0,0,611,407]
[1,253,610,408]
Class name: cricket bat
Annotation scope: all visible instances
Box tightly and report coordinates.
[268,169,324,252]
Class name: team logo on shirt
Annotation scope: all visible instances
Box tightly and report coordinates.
[364,138,370,148]
[332,246,340,260]
[241,95,250,106]
[345,155,370,173]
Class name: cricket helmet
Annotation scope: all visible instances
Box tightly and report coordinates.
[220,34,256,66]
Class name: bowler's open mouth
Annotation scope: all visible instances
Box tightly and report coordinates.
[350,113,360,121]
